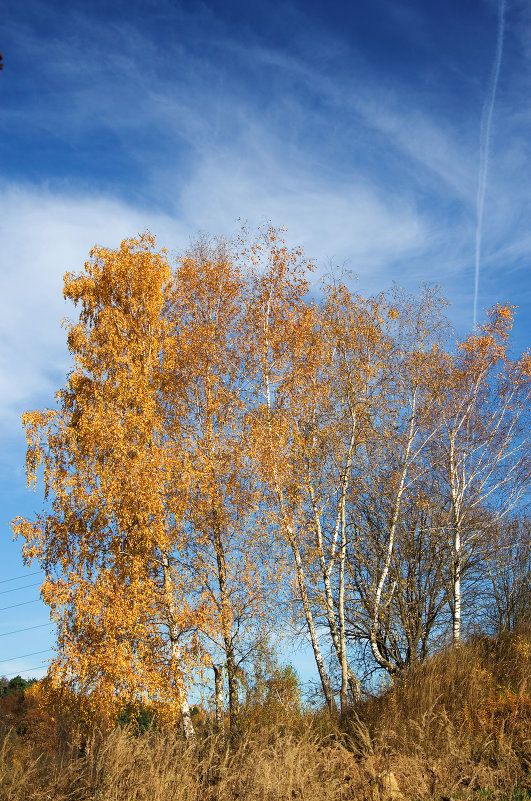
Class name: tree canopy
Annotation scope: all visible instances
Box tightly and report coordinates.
[13,227,531,736]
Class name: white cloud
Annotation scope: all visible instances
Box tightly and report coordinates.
[178,155,427,278]
[0,184,186,438]
[0,172,429,446]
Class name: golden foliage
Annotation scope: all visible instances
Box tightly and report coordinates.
[11,226,530,735]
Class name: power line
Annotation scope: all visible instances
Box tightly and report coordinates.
[3,662,50,678]
[0,599,41,612]
[0,582,41,596]
[0,571,41,585]
[0,649,51,665]
[0,623,52,638]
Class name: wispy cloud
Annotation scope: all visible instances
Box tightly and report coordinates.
[2,0,530,446]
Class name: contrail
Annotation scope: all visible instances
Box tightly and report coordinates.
[473,0,506,329]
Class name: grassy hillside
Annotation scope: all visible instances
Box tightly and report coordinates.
[0,628,529,801]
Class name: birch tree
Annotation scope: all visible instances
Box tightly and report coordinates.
[164,236,275,732]
[247,230,340,713]
[346,288,450,675]
[435,305,530,644]
[13,227,528,724]
[280,285,392,710]
[13,235,202,738]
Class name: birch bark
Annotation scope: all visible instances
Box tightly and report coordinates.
[162,553,195,741]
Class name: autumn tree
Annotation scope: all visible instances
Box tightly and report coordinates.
[245,231,344,713]
[249,261,402,710]
[272,284,395,710]
[163,234,279,733]
[13,235,204,739]
[12,227,302,735]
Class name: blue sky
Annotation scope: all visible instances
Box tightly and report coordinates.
[1,0,530,686]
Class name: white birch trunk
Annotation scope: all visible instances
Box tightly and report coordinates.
[289,529,337,713]
[448,436,462,646]
[162,554,196,741]
[338,488,349,713]
[370,403,417,673]
[452,532,462,644]
[307,430,361,705]
[213,664,224,730]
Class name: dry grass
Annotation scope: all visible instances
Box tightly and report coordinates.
[346,627,531,799]
[0,723,375,801]
[0,629,529,801]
